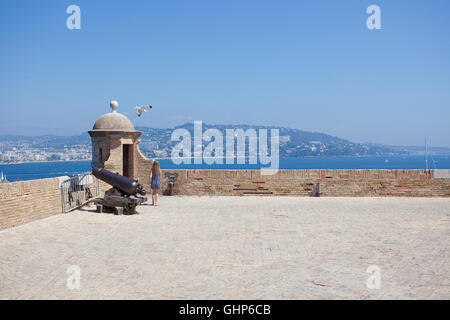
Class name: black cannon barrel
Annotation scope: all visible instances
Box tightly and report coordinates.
[92,167,146,196]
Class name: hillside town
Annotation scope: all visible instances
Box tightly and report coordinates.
[0,144,91,163]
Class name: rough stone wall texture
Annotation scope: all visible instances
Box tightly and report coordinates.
[159,169,450,197]
[135,142,153,192]
[0,178,62,230]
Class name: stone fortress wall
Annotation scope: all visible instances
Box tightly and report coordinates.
[158,169,450,197]
[0,178,62,229]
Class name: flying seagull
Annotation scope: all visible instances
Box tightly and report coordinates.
[136,105,152,117]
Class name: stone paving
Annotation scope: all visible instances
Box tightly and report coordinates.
[0,196,449,299]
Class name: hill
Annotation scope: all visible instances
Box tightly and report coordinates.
[136,123,402,158]
[2,123,449,163]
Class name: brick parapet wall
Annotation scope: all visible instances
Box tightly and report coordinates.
[135,144,153,191]
[0,178,62,230]
[159,169,450,197]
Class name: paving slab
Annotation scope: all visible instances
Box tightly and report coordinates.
[0,196,449,299]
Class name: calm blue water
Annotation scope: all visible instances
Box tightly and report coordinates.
[1,155,449,182]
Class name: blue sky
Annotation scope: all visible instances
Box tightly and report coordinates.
[0,0,449,146]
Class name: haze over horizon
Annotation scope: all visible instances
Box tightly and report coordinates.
[1,1,449,147]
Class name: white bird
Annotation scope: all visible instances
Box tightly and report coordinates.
[136,105,152,117]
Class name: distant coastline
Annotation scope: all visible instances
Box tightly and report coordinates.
[0,153,447,166]
[1,155,449,182]
[0,159,92,166]
[2,123,449,164]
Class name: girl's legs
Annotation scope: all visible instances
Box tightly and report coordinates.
[151,189,156,205]
[155,191,159,206]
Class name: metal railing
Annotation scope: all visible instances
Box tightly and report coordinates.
[61,172,100,213]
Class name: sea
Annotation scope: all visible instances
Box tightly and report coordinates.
[1,155,449,182]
